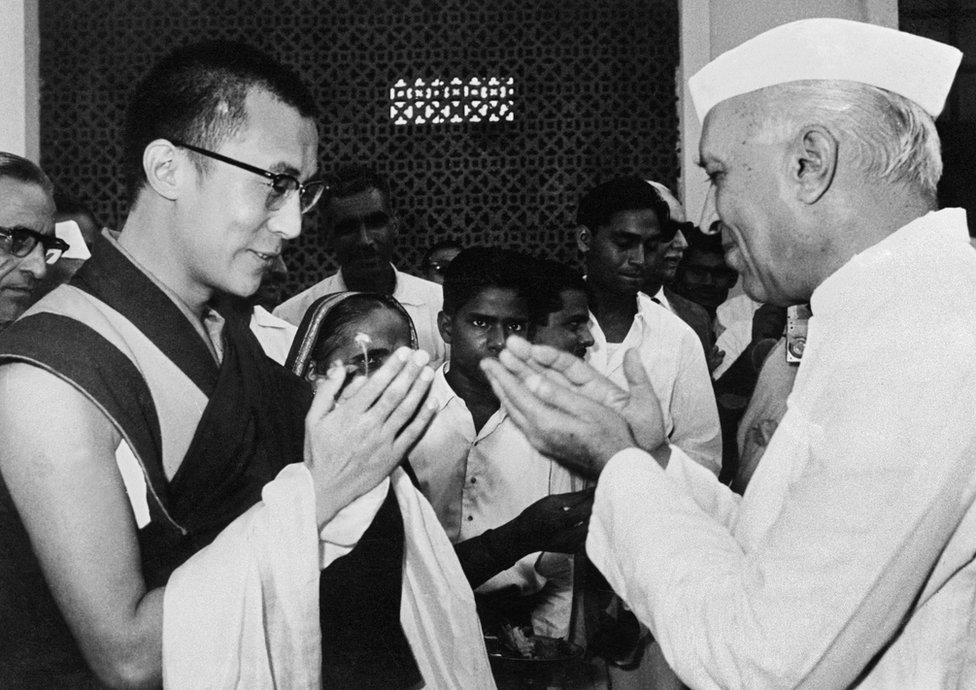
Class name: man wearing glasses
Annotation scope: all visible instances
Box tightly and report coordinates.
[0,42,489,687]
[0,152,66,331]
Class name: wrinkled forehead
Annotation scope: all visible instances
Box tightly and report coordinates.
[0,177,56,231]
[699,93,771,160]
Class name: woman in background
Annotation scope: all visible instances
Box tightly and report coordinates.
[287,291,593,590]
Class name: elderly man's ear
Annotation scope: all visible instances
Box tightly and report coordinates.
[791,126,838,205]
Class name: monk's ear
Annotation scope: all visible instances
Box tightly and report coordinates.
[437,310,453,345]
[576,225,591,254]
[790,125,837,204]
[143,139,183,201]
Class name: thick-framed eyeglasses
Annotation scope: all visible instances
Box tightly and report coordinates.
[0,226,69,265]
[171,140,328,214]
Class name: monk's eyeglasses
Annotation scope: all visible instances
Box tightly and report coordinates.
[171,140,329,214]
[0,226,69,265]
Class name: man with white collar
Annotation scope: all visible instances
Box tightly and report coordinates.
[576,176,720,474]
[274,166,446,367]
[483,18,976,688]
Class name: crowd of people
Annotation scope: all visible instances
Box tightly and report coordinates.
[0,15,974,690]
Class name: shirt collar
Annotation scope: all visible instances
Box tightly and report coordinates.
[634,290,659,323]
[334,265,428,307]
[430,362,510,427]
[430,363,459,412]
[251,305,292,329]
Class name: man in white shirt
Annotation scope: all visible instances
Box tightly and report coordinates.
[576,176,721,474]
[483,18,976,689]
[409,247,585,639]
[274,167,446,367]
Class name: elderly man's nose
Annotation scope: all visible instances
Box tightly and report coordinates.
[699,186,720,234]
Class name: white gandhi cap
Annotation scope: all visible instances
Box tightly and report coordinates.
[689,18,962,122]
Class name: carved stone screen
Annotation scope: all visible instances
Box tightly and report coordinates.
[39,0,679,298]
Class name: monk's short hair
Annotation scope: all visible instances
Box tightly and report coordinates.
[124,40,316,204]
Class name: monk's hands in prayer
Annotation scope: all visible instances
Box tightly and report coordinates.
[481,336,668,477]
[304,347,436,527]
[512,488,595,554]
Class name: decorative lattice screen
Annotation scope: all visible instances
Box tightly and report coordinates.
[39,0,679,299]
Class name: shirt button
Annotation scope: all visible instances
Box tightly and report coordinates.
[466,515,474,521]
[470,477,477,484]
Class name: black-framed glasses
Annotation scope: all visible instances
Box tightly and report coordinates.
[171,140,328,214]
[0,226,69,265]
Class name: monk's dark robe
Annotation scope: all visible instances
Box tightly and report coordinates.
[0,233,420,688]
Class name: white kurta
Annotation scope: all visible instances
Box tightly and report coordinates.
[587,209,976,688]
[587,292,722,474]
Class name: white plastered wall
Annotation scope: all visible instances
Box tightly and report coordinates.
[0,0,40,160]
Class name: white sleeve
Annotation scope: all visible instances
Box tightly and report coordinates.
[586,361,976,689]
[666,330,722,474]
[664,446,741,529]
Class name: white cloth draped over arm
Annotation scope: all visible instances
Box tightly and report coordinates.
[392,469,496,689]
[162,463,322,689]
[162,465,494,689]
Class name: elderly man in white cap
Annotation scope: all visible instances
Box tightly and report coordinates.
[481,18,976,688]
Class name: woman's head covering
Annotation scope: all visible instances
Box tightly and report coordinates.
[285,291,418,378]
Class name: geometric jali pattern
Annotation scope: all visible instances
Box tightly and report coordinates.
[390,77,516,125]
[39,0,679,300]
